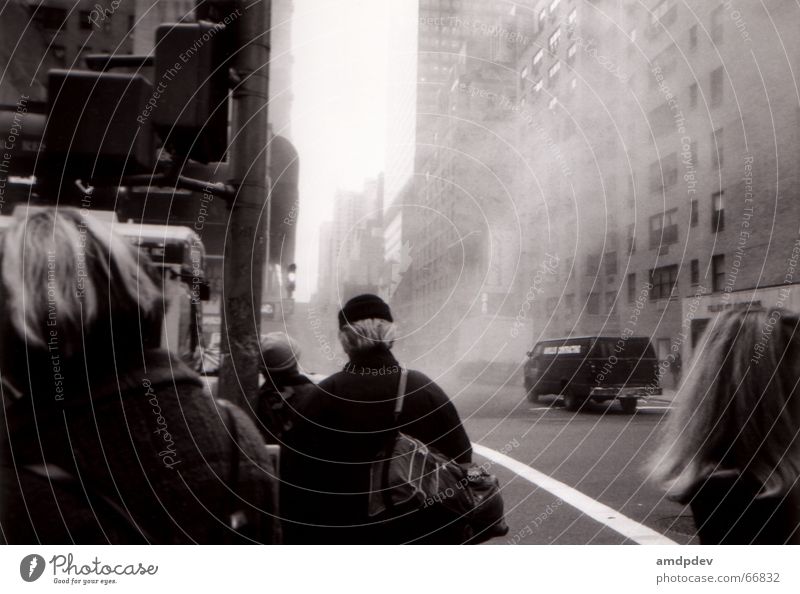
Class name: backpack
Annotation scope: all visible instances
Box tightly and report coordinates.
[367,369,509,544]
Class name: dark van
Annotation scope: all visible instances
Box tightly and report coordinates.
[523,336,660,413]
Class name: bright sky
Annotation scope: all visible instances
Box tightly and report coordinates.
[289,0,391,301]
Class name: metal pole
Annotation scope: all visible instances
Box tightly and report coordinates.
[218,0,270,412]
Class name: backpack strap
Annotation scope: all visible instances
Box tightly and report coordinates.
[380,368,408,511]
[393,368,408,422]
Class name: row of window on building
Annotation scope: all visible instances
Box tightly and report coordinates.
[547,253,727,317]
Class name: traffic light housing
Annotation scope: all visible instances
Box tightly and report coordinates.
[45,70,155,178]
[286,263,296,297]
[153,22,232,163]
[0,103,46,177]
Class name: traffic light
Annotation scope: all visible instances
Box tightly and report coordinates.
[153,22,233,163]
[45,70,155,178]
[0,103,46,177]
[286,263,297,298]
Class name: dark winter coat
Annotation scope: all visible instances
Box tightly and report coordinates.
[680,470,800,544]
[0,348,281,544]
[281,347,472,544]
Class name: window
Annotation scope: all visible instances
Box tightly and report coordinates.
[548,61,561,81]
[690,259,699,286]
[711,67,724,107]
[587,292,601,315]
[627,224,636,254]
[605,252,618,276]
[549,0,561,14]
[689,24,698,50]
[649,208,679,249]
[567,8,577,26]
[629,27,637,43]
[79,10,93,29]
[32,6,67,29]
[649,265,679,300]
[711,5,725,43]
[533,48,544,66]
[549,28,562,53]
[689,82,698,109]
[565,293,575,314]
[712,191,725,232]
[569,77,577,92]
[586,253,600,275]
[548,96,558,111]
[521,66,529,80]
[567,43,577,63]
[649,153,678,194]
[606,292,616,314]
[539,9,547,26]
[712,254,726,292]
[712,127,724,169]
[627,273,636,303]
[534,78,543,92]
[691,199,698,227]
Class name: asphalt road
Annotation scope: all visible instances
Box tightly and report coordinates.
[439,376,698,545]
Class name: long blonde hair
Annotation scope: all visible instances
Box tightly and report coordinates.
[1,207,163,360]
[648,308,800,499]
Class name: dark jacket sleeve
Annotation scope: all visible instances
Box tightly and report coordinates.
[408,372,473,464]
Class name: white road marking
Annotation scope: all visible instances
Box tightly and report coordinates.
[528,406,672,412]
[472,443,678,545]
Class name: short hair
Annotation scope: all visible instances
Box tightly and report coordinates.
[338,318,396,356]
[648,308,800,499]
[0,207,163,359]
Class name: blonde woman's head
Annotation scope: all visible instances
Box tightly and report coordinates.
[0,207,163,361]
[649,308,800,499]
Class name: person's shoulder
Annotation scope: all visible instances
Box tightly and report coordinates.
[318,371,345,390]
[405,369,449,400]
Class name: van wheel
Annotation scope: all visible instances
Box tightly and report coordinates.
[620,398,637,414]
[527,389,540,403]
[563,390,583,412]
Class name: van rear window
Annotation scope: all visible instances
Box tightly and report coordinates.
[542,344,582,355]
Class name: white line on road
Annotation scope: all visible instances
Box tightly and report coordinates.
[472,443,677,545]
[527,406,672,412]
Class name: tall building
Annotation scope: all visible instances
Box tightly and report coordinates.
[389,0,531,371]
[520,0,800,387]
[316,177,385,308]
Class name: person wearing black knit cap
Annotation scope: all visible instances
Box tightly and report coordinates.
[284,294,472,544]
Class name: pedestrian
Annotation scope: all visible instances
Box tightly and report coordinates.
[648,308,800,544]
[255,331,319,443]
[284,294,473,544]
[0,207,280,544]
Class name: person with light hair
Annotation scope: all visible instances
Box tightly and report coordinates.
[0,207,280,544]
[648,308,800,544]
[284,293,472,544]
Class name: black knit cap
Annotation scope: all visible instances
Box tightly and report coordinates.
[338,294,393,329]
